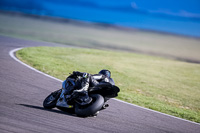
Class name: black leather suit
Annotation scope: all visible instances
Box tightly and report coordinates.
[72,71,114,92]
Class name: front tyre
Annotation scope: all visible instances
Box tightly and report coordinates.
[75,94,104,117]
[43,89,61,109]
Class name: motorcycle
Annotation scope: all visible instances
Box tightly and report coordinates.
[43,74,120,117]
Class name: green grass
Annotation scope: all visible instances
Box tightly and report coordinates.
[1,13,200,62]
[16,47,200,123]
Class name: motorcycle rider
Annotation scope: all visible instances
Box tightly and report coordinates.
[73,69,114,92]
[56,69,114,108]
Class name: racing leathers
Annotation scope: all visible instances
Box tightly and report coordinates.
[72,71,112,93]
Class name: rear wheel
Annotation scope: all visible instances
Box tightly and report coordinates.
[75,94,104,117]
[43,89,61,109]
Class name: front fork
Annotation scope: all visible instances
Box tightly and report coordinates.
[57,80,73,103]
[60,80,68,99]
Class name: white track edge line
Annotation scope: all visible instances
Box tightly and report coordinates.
[9,47,200,126]
[9,47,62,83]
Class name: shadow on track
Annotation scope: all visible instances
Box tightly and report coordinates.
[17,104,76,117]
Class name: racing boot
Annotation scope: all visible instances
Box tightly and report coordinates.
[101,103,109,110]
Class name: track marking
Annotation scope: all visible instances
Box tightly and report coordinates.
[9,47,200,126]
[9,48,63,82]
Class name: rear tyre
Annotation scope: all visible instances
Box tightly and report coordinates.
[43,90,61,109]
[75,94,104,117]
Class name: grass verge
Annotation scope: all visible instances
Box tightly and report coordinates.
[16,46,200,123]
[1,12,200,62]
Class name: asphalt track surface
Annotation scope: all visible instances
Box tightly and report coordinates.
[0,35,200,133]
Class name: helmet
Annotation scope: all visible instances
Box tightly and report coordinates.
[99,69,111,78]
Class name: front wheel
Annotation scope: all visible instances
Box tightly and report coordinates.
[43,89,61,109]
[75,94,104,117]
